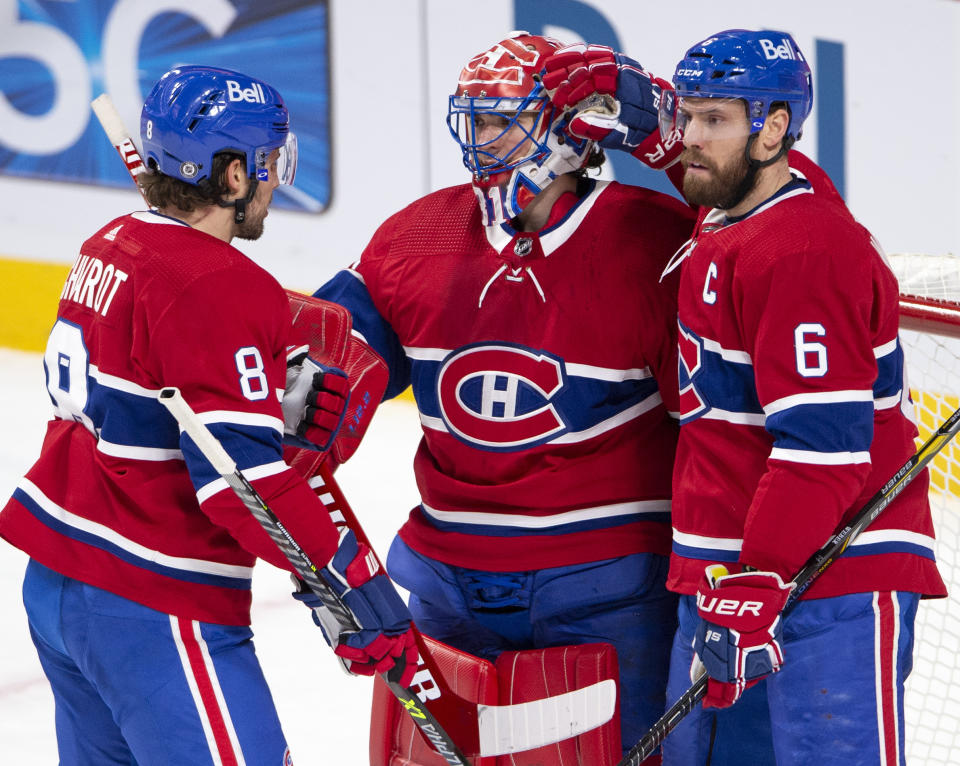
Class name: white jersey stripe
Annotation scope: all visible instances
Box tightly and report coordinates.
[672,528,743,552]
[196,460,289,504]
[96,439,183,462]
[701,337,753,364]
[764,389,874,416]
[18,478,253,580]
[195,410,283,433]
[873,338,898,358]
[422,498,670,530]
[701,408,766,426]
[770,447,872,465]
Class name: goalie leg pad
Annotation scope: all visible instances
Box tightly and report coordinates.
[369,637,621,766]
[370,634,498,766]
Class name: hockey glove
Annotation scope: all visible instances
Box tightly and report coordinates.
[692,564,794,708]
[540,44,681,170]
[282,348,350,452]
[293,528,417,687]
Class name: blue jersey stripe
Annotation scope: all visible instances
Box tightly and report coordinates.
[181,422,283,491]
[766,400,875,454]
[874,341,905,400]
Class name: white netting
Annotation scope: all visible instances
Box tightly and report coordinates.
[892,252,960,765]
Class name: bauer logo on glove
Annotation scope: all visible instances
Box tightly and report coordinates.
[692,563,795,708]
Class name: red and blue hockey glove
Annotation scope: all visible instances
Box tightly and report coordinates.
[282,348,350,452]
[692,564,795,708]
[540,44,681,170]
[293,528,418,687]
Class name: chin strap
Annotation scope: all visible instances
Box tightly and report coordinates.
[216,175,259,224]
[725,133,794,211]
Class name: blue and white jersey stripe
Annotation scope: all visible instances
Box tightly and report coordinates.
[671,526,937,565]
[13,478,253,590]
[422,498,671,538]
[178,411,285,496]
[678,321,912,465]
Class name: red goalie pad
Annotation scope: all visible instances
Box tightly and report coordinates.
[370,637,621,766]
[283,289,389,472]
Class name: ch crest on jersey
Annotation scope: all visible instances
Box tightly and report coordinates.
[678,322,708,422]
[437,343,568,450]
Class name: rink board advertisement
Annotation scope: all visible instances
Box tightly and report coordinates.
[0,0,957,352]
[0,0,330,212]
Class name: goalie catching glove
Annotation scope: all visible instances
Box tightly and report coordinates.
[282,347,350,452]
[540,43,681,170]
[293,528,418,687]
[692,564,794,708]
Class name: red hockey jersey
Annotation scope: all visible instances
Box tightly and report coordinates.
[0,212,339,625]
[316,179,695,571]
[669,166,946,600]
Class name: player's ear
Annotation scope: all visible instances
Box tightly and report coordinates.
[757,106,790,157]
[223,157,247,198]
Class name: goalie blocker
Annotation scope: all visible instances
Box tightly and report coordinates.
[371,637,625,766]
[282,289,388,470]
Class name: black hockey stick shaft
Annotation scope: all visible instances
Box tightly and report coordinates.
[157,387,472,766]
[619,403,960,766]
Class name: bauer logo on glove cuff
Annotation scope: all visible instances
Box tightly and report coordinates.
[697,595,765,618]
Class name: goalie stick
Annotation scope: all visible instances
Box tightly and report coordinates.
[158,387,616,762]
[94,91,618,760]
[618,403,960,766]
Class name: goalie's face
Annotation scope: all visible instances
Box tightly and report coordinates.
[450,97,550,181]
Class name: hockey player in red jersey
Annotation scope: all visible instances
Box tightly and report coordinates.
[0,66,416,765]
[313,32,695,759]
[554,29,948,765]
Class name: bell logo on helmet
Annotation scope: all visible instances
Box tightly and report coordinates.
[759,38,797,61]
[226,79,267,104]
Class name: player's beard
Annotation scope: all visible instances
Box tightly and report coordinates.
[681,145,758,211]
[234,191,272,241]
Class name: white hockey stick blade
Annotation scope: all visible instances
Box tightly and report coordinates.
[477,678,616,757]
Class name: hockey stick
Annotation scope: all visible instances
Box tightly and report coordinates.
[159,387,616,762]
[618,403,960,766]
[157,387,471,765]
[90,93,148,203]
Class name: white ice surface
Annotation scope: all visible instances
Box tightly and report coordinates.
[0,348,423,764]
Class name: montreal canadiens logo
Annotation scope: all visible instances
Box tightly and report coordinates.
[437,344,567,449]
[677,321,708,421]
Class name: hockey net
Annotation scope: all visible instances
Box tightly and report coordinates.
[890,253,960,765]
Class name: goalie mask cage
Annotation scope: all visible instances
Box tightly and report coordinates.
[890,252,960,765]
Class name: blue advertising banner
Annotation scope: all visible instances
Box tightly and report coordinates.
[0,0,330,212]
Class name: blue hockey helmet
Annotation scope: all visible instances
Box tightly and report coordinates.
[670,29,812,143]
[141,65,297,187]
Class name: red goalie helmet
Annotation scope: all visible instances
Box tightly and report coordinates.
[447,31,596,225]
